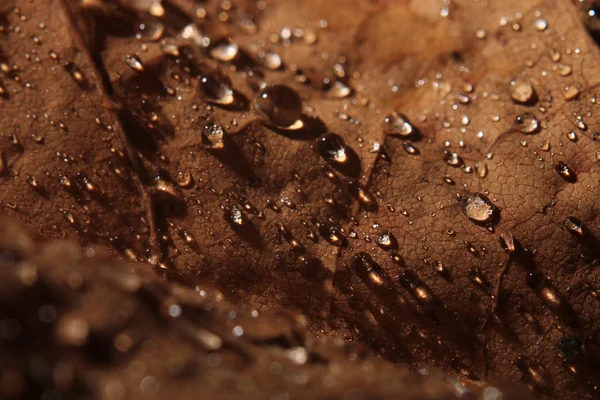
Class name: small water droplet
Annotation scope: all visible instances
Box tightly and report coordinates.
[566,131,577,142]
[374,230,397,251]
[499,232,516,253]
[327,81,352,99]
[176,171,192,187]
[403,141,419,155]
[253,84,303,128]
[443,150,463,167]
[383,112,417,138]
[201,122,225,149]
[64,62,85,85]
[136,20,164,41]
[555,161,576,182]
[564,217,583,236]
[125,54,144,71]
[557,64,572,76]
[514,113,540,134]
[225,205,246,227]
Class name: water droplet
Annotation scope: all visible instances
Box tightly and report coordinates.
[533,19,548,31]
[176,171,192,187]
[318,223,346,246]
[316,133,348,164]
[210,41,239,62]
[461,193,498,224]
[516,358,552,392]
[224,205,246,228]
[514,113,540,134]
[374,230,397,251]
[125,54,144,71]
[201,122,225,149]
[475,162,488,178]
[564,86,580,101]
[253,84,303,128]
[263,52,282,70]
[475,28,487,39]
[327,81,352,99]
[499,232,516,253]
[136,20,164,41]
[199,70,234,105]
[64,62,85,85]
[566,131,577,142]
[509,79,535,104]
[564,217,583,236]
[555,161,576,182]
[180,24,210,47]
[403,141,419,155]
[557,64,572,76]
[443,150,463,167]
[355,184,377,209]
[160,43,180,57]
[383,112,416,138]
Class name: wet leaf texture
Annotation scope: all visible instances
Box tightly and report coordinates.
[1,0,600,398]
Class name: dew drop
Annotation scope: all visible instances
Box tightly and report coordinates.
[514,113,540,134]
[533,19,548,31]
[201,123,225,149]
[327,81,352,99]
[263,52,282,70]
[125,54,144,72]
[383,112,416,138]
[253,84,303,128]
[176,171,192,188]
[557,64,572,76]
[554,161,576,182]
[210,41,239,62]
[564,86,580,101]
[564,217,583,236]
[509,79,535,104]
[224,205,246,228]
[443,150,463,167]
[374,230,397,251]
[64,62,85,85]
[461,193,498,224]
[316,133,348,164]
[403,141,419,155]
[199,70,234,105]
[566,131,577,142]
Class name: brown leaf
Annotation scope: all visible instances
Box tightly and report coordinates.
[0,214,475,400]
[1,0,600,399]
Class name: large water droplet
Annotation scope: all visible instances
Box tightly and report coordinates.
[253,84,303,128]
[199,70,234,105]
[461,193,498,224]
